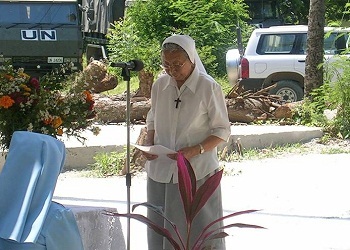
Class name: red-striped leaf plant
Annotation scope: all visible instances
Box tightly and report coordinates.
[105,152,264,250]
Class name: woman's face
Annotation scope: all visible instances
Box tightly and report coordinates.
[161,50,194,85]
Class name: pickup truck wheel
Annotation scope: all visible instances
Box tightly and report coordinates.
[269,80,304,102]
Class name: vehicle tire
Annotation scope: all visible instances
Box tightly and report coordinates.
[269,80,304,102]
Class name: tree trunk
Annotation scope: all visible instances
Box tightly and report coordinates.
[134,69,154,98]
[304,0,325,97]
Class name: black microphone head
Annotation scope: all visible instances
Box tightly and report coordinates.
[131,59,144,71]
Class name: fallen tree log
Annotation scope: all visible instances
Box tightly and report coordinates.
[225,83,293,123]
[94,94,150,123]
[93,84,297,124]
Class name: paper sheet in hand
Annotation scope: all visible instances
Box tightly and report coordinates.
[132,144,177,155]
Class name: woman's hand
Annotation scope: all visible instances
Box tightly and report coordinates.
[143,151,158,161]
[142,129,156,161]
[178,145,200,160]
[167,153,178,161]
[167,145,200,161]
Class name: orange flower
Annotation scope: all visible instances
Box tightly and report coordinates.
[43,117,53,125]
[20,84,31,92]
[0,96,15,108]
[3,74,14,81]
[52,117,63,129]
[84,90,93,102]
[56,128,64,136]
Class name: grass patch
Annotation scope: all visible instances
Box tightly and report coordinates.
[320,147,350,154]
[88,150,127,177]
[219,143,309,162]
[78,140,350,178]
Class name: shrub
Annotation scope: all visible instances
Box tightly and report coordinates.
[90,150,126,177]
[0,63,99,150]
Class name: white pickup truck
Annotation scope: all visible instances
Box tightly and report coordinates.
[226,25,350,102]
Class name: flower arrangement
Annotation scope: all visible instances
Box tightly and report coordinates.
[0,64,99,151]
[106,152,264,250]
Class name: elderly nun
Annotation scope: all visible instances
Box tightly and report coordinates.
[144,34,231,250]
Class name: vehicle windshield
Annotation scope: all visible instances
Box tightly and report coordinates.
[0,2,78,24]
[246,0,280,19]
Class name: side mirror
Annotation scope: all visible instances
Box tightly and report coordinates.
[87,8,96,30]
[87,8,95,21]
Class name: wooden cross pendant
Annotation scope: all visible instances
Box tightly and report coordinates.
[174,98,181,108]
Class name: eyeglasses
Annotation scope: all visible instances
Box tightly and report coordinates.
[161,61,186,71]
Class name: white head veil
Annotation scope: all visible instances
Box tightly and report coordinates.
[162,34,207,74]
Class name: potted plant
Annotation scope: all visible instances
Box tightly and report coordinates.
[105,152,264,249]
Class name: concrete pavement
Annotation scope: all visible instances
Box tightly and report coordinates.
[54,123,350,250]
[54,153,350,250]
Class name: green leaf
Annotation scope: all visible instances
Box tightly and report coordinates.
[129,202,186,249]
[177,152,194,223]
[190,169,223,221]
[193,209,263,248]
[104,211,182,249]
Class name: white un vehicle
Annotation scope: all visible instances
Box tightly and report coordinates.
[226,25,350,102]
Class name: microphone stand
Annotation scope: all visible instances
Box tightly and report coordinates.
[121,67,132,250]
[112,59,143,250]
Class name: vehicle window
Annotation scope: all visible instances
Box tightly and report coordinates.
[257,34,297,54]
[246,0,279,19]
[292,31,350,55]
[0,3,78,24]
[300,34,307,54]
[324,32,349,55]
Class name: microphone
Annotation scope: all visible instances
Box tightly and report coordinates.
[111,59,144,71]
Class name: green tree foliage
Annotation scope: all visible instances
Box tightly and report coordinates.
[294,55,350,139]
[325,56,350,138]
[280,0,310,24]
[107,17,161,75]
[107,0,250,77]
[279,0,350,25]
[325,0,350,22]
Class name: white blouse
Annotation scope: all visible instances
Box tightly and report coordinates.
[146,67,231,183]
